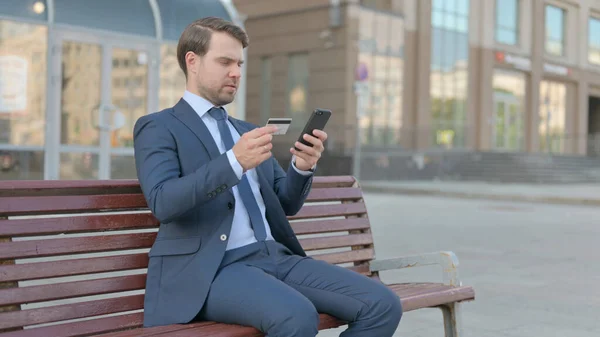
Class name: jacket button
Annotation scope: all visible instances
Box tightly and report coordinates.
[220,234,227,241]
[227,202,233,210]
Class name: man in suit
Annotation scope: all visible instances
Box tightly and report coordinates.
[134,16,402,337]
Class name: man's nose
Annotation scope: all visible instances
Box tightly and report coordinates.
[229,66,241,78]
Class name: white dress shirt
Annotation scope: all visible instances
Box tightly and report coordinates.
[182,91,312,250]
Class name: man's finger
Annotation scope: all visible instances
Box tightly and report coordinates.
[248,126,277,138]
[301,134,324,151]
[312,130,328,141]
[254,133,273,147]
[294,142,320,158]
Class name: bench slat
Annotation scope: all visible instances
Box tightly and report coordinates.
[290,218,370,235]
[305,187,362,202]
[0,194,148,216]
[391,283,476,312]
[0,295,144,330]
[0,312,145,337]
[0,233,155,260]
[0,180,141,197]
[96,321,218,337]
[287,203,366,220]
[299,233,373,251]
[0,214,158,237]
[0,275,146,307]
[311,176,356,188]
[0,254,148,283]
[311,248,374,265]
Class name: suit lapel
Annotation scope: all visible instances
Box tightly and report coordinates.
[170,98,221,159]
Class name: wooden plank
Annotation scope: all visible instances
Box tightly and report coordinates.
[311,176,355,188]
[0,312,144,337]
[0,180,142,198]
[0,253,148,283]
[97,321,217,337]
[0,213,158,237]
[389,283,476,312]
[311,248,374,265]
[305,188,363,202]
[0,233,156,260]
[0,177,356,197]
[287,203,366,220]
[290,218,370,235]
[0,295,144,330]
[299,233,373,251]
[122,313,345,337]
[0,194,148,217]
[0,274,146,307]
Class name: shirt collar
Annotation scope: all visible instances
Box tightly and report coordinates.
[182,90,227,118]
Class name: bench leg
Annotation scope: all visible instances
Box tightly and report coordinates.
[440,303,462,337]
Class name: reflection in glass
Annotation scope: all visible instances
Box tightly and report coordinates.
[0,20,47,147]
[495,0,519,45]
[111,48,148,148]
[60,41,102,146]
[259,57,272,124]
[430,0,469,148]
[539,80,566,153]
[492,69,525,151]
[60,152,99,179]
[286,54,309,125]
[545,5,565,56]
[357,8,404,147]
[159,44,185,110]
[0,150,43,180]
[589,17,600,65]
[111,155,137,179]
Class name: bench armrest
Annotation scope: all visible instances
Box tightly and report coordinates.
[369,251,461,286]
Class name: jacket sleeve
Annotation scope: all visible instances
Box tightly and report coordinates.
[133,115,240,223]
[271,157,313,216]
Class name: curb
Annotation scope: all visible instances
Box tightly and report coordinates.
[360,184,600,207]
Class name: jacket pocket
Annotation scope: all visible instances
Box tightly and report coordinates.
[148,237,202,257]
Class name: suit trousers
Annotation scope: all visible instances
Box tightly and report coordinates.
[195,240,402,337]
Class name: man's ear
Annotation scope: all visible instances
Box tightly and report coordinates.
[185,51,197,75]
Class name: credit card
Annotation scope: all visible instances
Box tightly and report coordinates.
[266,118,292,135]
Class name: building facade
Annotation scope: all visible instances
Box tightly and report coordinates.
[233,0,600,162]
[0,0,244,181]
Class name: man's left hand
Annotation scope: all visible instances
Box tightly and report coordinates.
[290,130,328,171]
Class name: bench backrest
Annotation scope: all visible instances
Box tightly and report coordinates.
[0,176,374,336]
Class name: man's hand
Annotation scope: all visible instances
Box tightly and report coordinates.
[233,126,277,172]
[290,130,327,171]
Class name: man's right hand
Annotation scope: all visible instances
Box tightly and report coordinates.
[232,126,278,172]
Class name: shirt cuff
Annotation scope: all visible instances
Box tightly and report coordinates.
[291,155,315,176]
[226,149,243,180]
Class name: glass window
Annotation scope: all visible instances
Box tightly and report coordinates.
[260,57,272,124]
[539,80,567,153]
[430,0,469,149]
[286,53,309,124]
[357,8,405,147]
[589,17,600,65]
[54,0,156,37]
[545,5,565,56]
[495,0,519,45]
[0,0,47,22]
[0,20,47,147]
[159,44,186,110]
[157,0,231,41]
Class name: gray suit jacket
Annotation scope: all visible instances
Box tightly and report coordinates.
[133,99,312,327]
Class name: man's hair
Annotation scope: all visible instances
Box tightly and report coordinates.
[177,17,249,78]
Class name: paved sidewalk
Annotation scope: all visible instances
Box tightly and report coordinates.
[360,180,600,206]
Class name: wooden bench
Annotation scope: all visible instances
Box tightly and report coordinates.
[0,176,475,337]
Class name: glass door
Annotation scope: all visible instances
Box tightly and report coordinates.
[492,91,522,151]
[47,30,157,179]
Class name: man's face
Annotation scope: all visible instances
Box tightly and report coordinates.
[188,31,243,107]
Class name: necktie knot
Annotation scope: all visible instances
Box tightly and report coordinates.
[208,107,227,121]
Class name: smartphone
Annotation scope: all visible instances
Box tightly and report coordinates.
[294,108,331,151]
